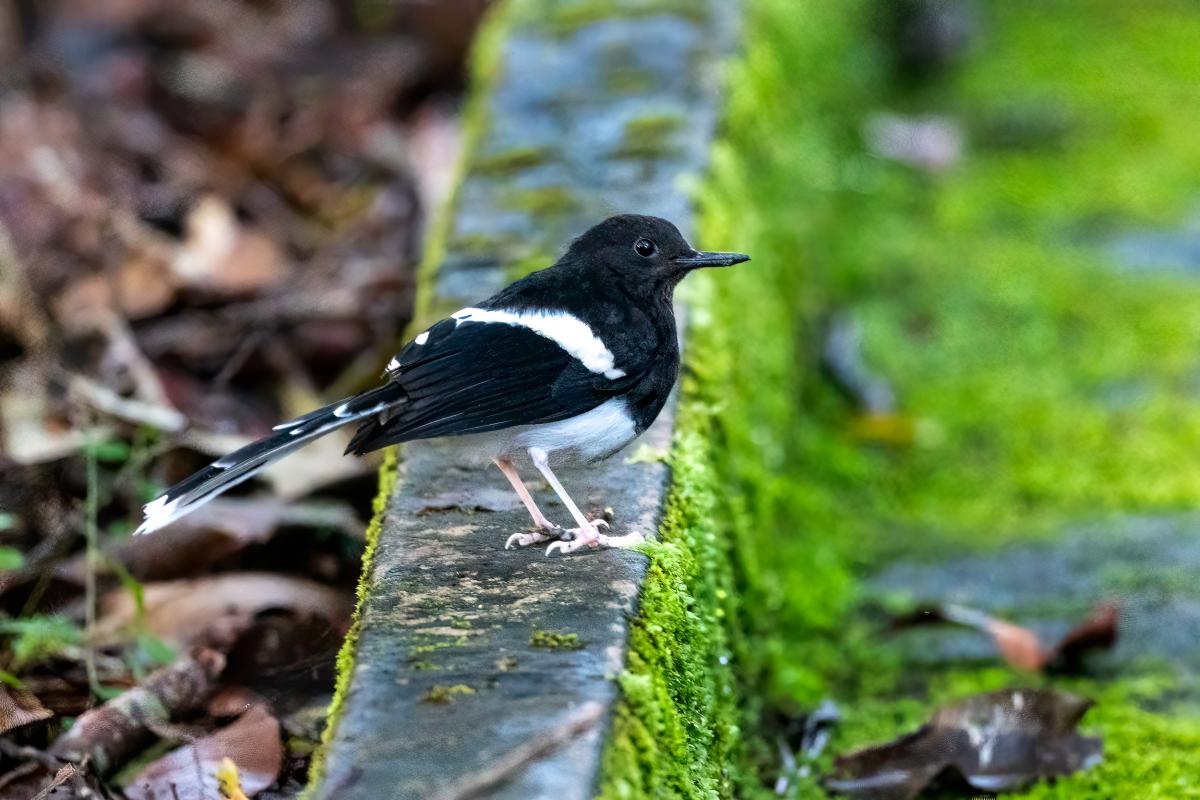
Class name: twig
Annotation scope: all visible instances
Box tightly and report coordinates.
[84,429,102,701]
[30,763,76,800]
[50,648,225,775]
[98,312,172,408]
[212,330,269,388]
[68,373,187,433]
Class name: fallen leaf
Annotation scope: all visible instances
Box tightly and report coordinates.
[173,196,288,297]
[1048,603,1119,674]
[825,689,1102,799]
[207,686,270,719]
[890,602,1119,673]
[51,274,115,335]
[114,257,176,319]
[60,496,330,584]
[96,572,351,651]
[0,363,115,464]
[125,705,283,800]
[0,684,53,735]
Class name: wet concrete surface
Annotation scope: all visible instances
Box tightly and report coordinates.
[309,1,740,797]
[871,515,1200,695]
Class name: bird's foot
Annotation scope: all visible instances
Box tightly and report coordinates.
[505,525,563,550]
[544,520,644,556]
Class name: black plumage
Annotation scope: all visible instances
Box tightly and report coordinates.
[137,214,748,553]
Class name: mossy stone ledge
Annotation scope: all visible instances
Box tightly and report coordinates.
[304,1,743,798]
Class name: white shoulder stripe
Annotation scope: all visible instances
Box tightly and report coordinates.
[451,307,626,380]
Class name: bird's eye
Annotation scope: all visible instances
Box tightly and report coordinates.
[634,238,657,258]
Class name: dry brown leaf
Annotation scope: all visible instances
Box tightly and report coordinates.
[125,705,283,800]
[59,496,293,584]
[825,689,1102,799]
[0,684,53,735]
[0,363,114,464]
[115,257,176,319]
[173,196,288,297]
[51,274,114,334]
[96,572,351,651]
[891,602,1119,673]
[207,686,270,719]
[1048,603,1119,674]
[981,617,1045,672]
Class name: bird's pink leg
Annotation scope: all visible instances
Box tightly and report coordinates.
[494,457,562,549]
[528,447,643,556]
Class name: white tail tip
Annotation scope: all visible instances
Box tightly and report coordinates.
[135,494,182,536]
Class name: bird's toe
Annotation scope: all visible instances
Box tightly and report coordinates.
[505,529,556,549]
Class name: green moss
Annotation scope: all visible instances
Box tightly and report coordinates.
[603,66,658,95]
[472,145,555,176]
[614,112,685,159]
[447,231,514,257]
[422,684,476,704]
[498,184,580,216]
[530,630,584,650]
[302,449,399,795]
[686,0,1200,796]
[408,636,469,658]
[527,0,710,37]
[598,408,748,798]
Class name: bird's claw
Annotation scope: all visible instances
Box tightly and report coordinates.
[504,527,561,550]
[507,516,611,552]
[544,528,644,557]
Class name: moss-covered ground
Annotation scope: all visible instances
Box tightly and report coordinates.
[603,0,1200,797]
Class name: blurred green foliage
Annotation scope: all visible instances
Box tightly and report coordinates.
[0,615,85,669]
[696,0,1200,795]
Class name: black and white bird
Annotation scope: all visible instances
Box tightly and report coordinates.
[136,215,748,555]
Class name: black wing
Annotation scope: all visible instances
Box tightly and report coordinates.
[346,317,643,454]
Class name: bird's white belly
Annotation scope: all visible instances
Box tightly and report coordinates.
[446,397,637,466]
[514,397,638,462]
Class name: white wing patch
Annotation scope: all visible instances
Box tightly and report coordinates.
[386,329,431,374]
[451,307,626,380]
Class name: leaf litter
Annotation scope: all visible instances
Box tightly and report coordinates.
[0,0,487,796]
[825,689,1103,800]
[890,601,1120,674]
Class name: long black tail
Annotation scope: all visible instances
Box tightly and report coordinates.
[135,383,405,535]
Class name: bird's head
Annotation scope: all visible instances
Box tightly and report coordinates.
[567,214,749,290]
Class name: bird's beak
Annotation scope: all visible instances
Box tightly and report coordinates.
[672,250,751,269]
